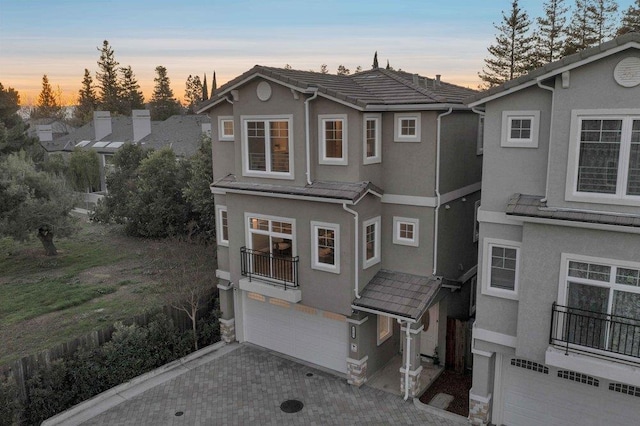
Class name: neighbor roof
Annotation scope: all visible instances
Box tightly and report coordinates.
[466,33,640,107]
[506,193,640,228]
[198,66,477,113]
[352,269,442,322]
[212,174,382,203]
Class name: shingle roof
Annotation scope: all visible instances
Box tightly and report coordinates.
[198,66,477,113]
[506,193,640,227]
[352,269,441,321]
[212,175,382,203]
[466,33,640,106]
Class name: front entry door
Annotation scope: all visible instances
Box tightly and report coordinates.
[420,303,439,357]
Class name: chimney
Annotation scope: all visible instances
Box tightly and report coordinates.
[435,74,441,87]
[94,111,112,140]
[132,109,151,142]
[36,124,53,142]
[412,74,419,86]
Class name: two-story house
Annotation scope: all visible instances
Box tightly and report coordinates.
[466,33,640,425]
[198,65,481,397]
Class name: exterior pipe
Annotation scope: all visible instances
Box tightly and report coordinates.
[304,89,319,185]
[433,108,453,276]
[536,79,555,203]
[343,203,360,299]
[403,320,412,400]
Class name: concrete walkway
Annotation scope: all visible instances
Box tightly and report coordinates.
[48,343,468,425]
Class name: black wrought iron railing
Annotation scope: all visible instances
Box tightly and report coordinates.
[240,247,299,290]
[550,302,640,360]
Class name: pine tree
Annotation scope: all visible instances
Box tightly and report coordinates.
[149,66,182,121]
[74,69,98,126]
[32,75,62,119]
[96,40,123,114]
[372,52,379,69]
[479,0,535,87]
[184,75,203,114]
[588,0,619,43]
[564,0,597,55]
[535,0,569,65]
[202,74,209,101]
[211,71,217,98]
[618,0,640,34]
[120,66,145,115]
[337,65,350,75]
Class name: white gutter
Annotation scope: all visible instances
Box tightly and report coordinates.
[304,89,319,185]
[433,108,453,276]
[536,79,555,203]
[343,203,360,299]
[403,320,412,400]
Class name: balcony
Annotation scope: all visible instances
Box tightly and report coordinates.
[550,302,640,362]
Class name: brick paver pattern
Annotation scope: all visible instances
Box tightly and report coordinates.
[83,344,467,426]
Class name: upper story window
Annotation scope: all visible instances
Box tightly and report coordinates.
[242,115,293,179]
[501,110,540,148]
[319,115,347,165]
[311,221,340,274]
[218,116,234,141]
[482,238,521,300]
[363,216,381,269]
[392,216,419,247]
[394,113,421,142]
[363,114,381,164]
[566,111,640,205]
[216,205,229,246]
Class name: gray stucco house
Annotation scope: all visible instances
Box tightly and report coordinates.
[466,33,640,425]
[198,65,482,397]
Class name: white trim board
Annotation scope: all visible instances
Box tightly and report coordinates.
[382,182,481,207]
[473,326,517,348]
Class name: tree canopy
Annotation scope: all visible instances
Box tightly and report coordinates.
[73,69,98,126]
[149,66,182,121]
[31,75,63,120]
[0,83,42,160]
[120,66,145,115]
[618,0,640,34]
[184,75,203,114]
[96,40,123,114]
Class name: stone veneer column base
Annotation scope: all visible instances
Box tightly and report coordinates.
[468,392,492,425]
[347,356,368,387]
[219,318,236,343]
[399,365,423,398]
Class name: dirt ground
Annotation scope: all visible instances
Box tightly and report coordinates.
[418,368,473,417]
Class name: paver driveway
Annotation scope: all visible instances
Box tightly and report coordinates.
[82,344,467,426]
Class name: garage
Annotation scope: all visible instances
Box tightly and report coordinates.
[242,291,348,373]
[500,357,638,426]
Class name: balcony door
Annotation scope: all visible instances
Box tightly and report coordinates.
[247,215,294,281]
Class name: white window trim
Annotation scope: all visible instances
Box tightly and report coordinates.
[218,116,234,141]
[362,216,381,269]
[244,212,296,256]
[482,238,521,300]
[319,114,348,165]
[394,113,421,142]
[500,110,540,148]
[473,200,481,243]
[363,114,381,164]
[392,216,419,247]
[216,205,229,246]
[377,314,393,345]
[469,276,477,316]
[241,115,294,179]
[310,221,340,274]
[565,109,640,206]
[477,115,485,155]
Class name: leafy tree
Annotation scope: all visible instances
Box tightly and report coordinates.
[0,151,78,255]
[41,152,67,176]
[372,51,379,69]
[149,66,182,121]
[319,64,328,74]
[355,65,363,73]
[618,0,640,34]
[284,64,292,70]
[337,65,350,75]
[31,75,63,119]
[588,0,619,43]
[479,0,535,87]
[67,148,100,192]
[202,73,209,101]
[184,74,203,114]
[73,69,98,126]
[535,0,569,64]
[182,136,215,242]
[0,83,42,160]
[120,65,145,115]
[96,40,123,114]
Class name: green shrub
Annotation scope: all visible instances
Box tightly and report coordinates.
[0,376,22,426]
[24,359,75,425]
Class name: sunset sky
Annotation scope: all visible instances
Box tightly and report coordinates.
[0,0,633,105]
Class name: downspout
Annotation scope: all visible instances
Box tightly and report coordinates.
[304,89,319,185]
[403,320,412,400]
[433,108,453,276]
[537,79,555,203]
[343,203,360,299]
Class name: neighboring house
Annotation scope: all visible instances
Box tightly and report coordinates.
[466,33,640,425]
[40,110,211,192]
[198,65,482,397]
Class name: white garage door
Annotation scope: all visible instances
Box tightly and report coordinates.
[243,292,348,373]
[501,357,638,426]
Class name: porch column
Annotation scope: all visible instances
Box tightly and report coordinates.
[400,321,424,398]
[217,281,236,343]
[346,312,369,387]
[469,350,495,425]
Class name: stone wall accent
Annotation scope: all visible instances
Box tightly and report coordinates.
[399,365,423,398]
[219,318,236,343]
[347,356,368,387]
[468,393,492,425]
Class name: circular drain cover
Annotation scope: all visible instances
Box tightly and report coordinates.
[280,399,304,413]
